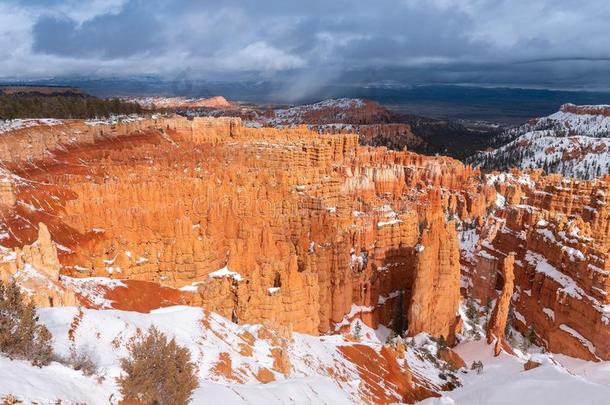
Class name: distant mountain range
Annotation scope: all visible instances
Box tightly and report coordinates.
[173,96,610,179]
[1,79,608,179]
[178,97,504,160]
[3,78,610,123]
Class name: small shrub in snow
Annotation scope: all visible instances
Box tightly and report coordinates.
[436,335,447,350]
[0,280,53,367]
[55,348,99,377]
[470,360,484,374]
[117,326,198,405]
[353,321,362,341]
[520,325,537,352]
[70,350,98,376]
[385,330,397,345]
[1,394,22,405]
[505,303,514,337]
[417,346,440,367]
[465,298,480,325]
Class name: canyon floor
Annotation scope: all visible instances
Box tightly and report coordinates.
[0,103,608,404]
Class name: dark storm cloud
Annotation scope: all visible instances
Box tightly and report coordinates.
[32,1,165,58]
[2,0,610,89]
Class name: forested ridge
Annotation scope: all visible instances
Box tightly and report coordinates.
[0,91,142,119]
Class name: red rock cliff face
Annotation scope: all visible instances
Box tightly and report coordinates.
[560,103,610,117]
[0,116,489,340]
[467,171,610,360]
[408,191,461,344]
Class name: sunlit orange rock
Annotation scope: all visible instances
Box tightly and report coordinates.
[0,116,494,339]
[408,191,462,344]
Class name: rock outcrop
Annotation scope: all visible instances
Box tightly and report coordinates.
[0,223,77,307]
[193,97,501,159]
[408,192,461,344]
[486,253,515,355]
[466,171,610,360]
[560,103,610,117]
[318,123,428,154]
[4,102,610,404]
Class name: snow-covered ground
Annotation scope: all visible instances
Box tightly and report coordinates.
[0,354,350,405]
[0,305,447,404]
[477,131,610,179]
[417,289,610,405]
[544,108,610,137]
[84,114,145,126]
[419,341,610,405]
[1,306,357,404]
[253,98,367,127]
[2,304,608,404]
[0,115,147,134]
[0,118,62,134]
[122,96,231,109]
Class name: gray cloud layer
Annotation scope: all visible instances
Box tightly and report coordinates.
[2,0,610,90]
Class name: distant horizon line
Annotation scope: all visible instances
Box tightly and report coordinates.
[2,78,610,95]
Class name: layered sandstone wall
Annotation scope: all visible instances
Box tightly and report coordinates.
[0,116,241,166]
[468,172,610,360]
[560,103,610,117]
[0,115,490,339]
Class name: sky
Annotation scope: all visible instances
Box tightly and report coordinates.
[2,0,610,91]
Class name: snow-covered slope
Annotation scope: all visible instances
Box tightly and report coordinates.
[420,341,610,405]
[0,306,448,404]
[470,104,610,179]
[269,98,366,126]
[0,119,62,134]
[541,105,610,138]
[124,96,232,109]
[475,131,610,179]
[244,98,392,128]
[2,306,609,404]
